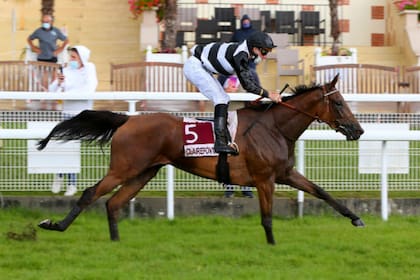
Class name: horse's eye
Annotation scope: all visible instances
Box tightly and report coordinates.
[334,101,343,107]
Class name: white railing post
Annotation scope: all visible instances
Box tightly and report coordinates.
[129,197,136,219]
[127,102,138,218]
[381,140,389,221]
[126,100,138,115]
[297,140,305,218]
[166,165,175,220]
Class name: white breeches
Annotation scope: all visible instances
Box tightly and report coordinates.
[183,56,230,105]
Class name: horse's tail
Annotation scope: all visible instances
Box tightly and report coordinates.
[37,110,129,150]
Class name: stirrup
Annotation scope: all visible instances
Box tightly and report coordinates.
[215,142,239,155]
[229,142,239,154]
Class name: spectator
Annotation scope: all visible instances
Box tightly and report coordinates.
[218,14,260,87]
[48,45,98,196]
[27,14,69,63]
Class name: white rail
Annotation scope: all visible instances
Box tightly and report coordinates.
[3,91,420,117]
[3,91,420,101]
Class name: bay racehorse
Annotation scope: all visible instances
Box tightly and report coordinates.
[37,74,365,245]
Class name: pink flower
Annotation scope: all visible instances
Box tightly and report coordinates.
[395,0,420,11]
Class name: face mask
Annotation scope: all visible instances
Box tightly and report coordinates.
[42,22,51,29]
[242,22,251,29]
[69,60,80,69]
[253,56,262,65]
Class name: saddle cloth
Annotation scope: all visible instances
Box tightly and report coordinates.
[183,111,238,157]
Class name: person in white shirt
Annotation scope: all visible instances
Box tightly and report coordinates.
[48,45,98,196]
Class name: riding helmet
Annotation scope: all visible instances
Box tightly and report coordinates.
[247,31,277,50]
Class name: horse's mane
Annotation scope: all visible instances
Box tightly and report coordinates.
[244,83,322,111]
[282,83,322,101]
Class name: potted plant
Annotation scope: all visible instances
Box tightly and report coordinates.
[394,0,420,23]
[128,0,178,50]
[394,0,420,11]
[145,45,188,63]
[314,47,357,66]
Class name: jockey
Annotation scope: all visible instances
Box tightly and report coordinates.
[183,31,282,155]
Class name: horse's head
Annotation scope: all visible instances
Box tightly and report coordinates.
[317,74,364,140]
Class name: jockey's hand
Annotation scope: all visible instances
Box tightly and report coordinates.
[268,91,282,103]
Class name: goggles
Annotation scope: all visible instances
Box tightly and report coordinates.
[259,48,271,56]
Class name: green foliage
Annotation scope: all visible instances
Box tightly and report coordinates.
[128,0,165,22]
[395,0,420,11]
[321,47,353,56]
[0,208,419,279]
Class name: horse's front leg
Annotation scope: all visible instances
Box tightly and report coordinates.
[256,181,276,245]
[284,169,365,227]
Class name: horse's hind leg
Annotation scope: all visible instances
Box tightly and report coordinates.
[284,169,365,227]
[106,166,162,241]
[38,173,123,232]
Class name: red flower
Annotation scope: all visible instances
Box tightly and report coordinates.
[128,0,164,21]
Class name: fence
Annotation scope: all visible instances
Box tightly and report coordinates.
[110,61,195,93]
[0,61,59,91]
[312,64,420,94]
[1,92,420,194]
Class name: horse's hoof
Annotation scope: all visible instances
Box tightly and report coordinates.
[38,219,53,230]
[38,219,64,231]
[351,218,365,227]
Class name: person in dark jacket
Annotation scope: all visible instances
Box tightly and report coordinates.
[218,14,260,86]
[183,31,281,155]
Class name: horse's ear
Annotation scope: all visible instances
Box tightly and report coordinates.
[330,73,340,87]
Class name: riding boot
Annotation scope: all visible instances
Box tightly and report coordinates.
[214,104,238,155]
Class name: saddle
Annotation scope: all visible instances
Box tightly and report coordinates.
[183,112,238,184]
[182,112,238,157]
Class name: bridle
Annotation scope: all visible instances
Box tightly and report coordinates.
[243,85,340,136]
[279,86,340,123]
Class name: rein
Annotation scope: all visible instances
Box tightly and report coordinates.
[279,87,340,122]
[278,101,319,120]
[243,83,289,136]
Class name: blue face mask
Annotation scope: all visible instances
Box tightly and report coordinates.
[42,22,51,29]
[69,60,80,69]
[242,22,251,29]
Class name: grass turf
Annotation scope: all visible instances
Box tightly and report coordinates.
[0,207,419,280]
